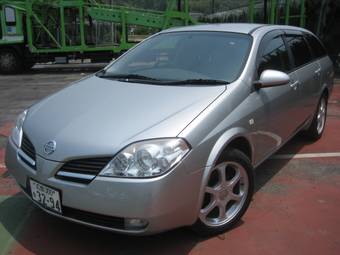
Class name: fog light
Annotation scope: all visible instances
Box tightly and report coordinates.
[124,218,148,230]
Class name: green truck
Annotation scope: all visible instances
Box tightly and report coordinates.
[0,0,195,74]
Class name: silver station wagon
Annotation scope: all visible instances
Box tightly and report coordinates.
[6,23,334,235]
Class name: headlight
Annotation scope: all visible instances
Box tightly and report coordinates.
[100,138,190,178]
[11,110,28,147]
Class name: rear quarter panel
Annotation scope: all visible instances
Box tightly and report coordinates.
[319,56,334,96]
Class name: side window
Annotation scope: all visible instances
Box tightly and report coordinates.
[0,9,2,39]
[304,33,327,59]
[285,35,313,68]
[4,7,16,25]
[258,36,290,75]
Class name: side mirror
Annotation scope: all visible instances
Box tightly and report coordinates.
[255,70,290,89]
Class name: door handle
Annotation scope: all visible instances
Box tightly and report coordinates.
[314,68,321,78]
[290,81,299,90]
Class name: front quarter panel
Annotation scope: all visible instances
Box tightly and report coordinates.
[178,29,280,217]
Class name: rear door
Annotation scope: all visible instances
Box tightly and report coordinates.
[284,31,321,122]
[304,33,332,97]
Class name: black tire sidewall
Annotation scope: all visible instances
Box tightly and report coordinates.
[0,49,23,74]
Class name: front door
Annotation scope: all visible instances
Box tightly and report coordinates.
[252,30,301,162]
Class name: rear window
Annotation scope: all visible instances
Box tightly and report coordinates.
[304,33,327,59]
[285,35,313,68]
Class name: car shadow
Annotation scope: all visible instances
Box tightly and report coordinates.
[0,193,204,255]
[0,134,313,255]
[254,134,316,192]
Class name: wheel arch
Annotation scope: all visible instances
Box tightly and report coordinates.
[193,128,254,221]
[322,87,329,100]
[206,127,254,168]
[0,44,25,56]
[225,137,252,162]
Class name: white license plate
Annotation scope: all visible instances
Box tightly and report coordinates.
[30,179,62,214]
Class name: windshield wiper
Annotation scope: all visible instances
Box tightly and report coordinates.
[96,72,158,81]
[167,79,229,85]
[96,72,229,85]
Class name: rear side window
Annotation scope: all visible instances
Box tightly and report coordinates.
[285,35,313,68]
[258,36,290,75]
[304,33,327,59]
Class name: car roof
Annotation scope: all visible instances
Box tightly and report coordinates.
[161,23,310,35]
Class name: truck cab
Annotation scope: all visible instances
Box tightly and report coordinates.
[0,4,26,74]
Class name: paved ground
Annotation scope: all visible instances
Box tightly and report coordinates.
[0,66,339,255]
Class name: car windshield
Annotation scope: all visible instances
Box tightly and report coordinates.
[101,31,252,84]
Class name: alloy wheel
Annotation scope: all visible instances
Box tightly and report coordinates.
[317,97,326,134]
[199,161,249,227]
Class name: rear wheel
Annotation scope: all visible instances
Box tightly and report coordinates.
[192,149,254,236]
[0,49,23,74]
[303,94,328,140]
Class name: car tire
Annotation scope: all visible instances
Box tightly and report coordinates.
[0,49,23,74]
[192,149,254,236]
[303,94,328,141]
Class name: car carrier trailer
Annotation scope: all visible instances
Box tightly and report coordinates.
[0,0,195,74]
[0,0,307,74]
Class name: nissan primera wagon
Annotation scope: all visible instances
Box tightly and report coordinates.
[6,24,334,235]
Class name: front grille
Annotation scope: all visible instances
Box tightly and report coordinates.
[63,206,125,230]
[21,133,36,160]
[20,133,36,169]
[56,157,112,184]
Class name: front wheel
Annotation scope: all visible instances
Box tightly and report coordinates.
[192,149,254,236]
[0,49,23,74]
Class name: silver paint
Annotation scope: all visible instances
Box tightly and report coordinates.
[5,23,334,235]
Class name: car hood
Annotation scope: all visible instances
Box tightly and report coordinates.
[24,75,225,161]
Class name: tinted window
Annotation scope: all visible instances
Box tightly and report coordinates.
[258,36,290,75]
[0,11,2,39]
[304,33,327,59]
[105,32,252,83]
[285,35,313,68]
[4,7,16,25]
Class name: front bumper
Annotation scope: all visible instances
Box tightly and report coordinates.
[5,137,204,235]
